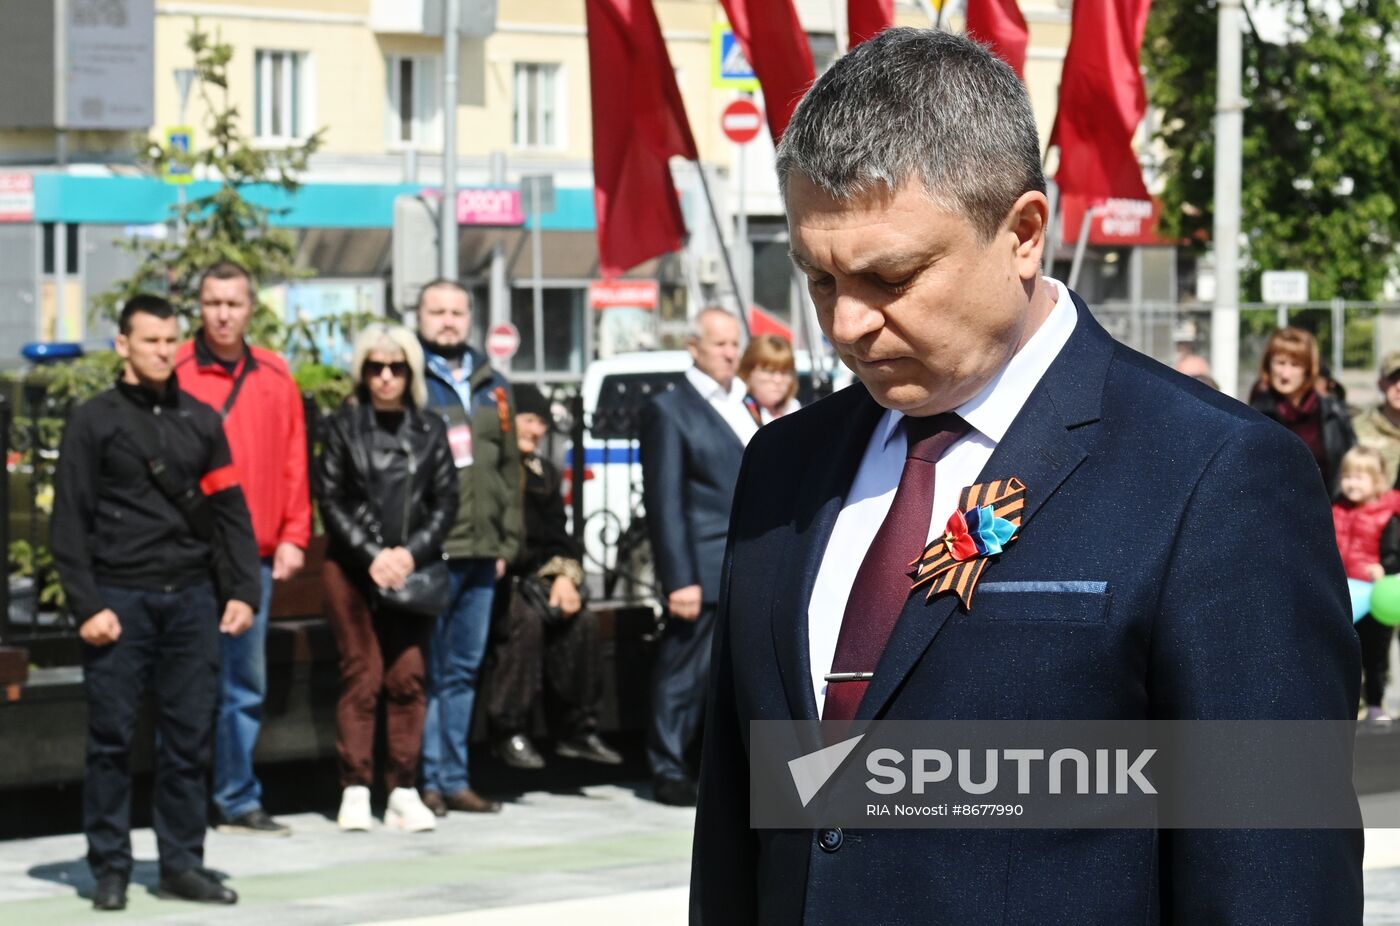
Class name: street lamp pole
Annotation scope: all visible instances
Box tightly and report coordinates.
[1211,0,1244,397]
[441,0,460,280]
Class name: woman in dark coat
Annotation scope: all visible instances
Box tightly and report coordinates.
[317,323,458,833]
[1249,325,1355,494]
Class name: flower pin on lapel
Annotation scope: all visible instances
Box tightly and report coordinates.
[911,477,1026,609]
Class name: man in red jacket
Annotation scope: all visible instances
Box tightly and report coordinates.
[174,260,312,836]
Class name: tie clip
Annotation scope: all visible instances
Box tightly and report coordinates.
[824,672,874,682]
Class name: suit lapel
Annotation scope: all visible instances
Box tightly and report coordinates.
[770,385,886,722]
[675,377,746,454]
[856,296,1114,723]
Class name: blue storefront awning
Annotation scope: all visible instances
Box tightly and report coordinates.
[31,174,597,231]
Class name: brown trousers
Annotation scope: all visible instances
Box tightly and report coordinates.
[322,557,433,789]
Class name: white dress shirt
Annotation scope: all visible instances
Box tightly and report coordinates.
[686,366,759,446]
[807,279,1079,710]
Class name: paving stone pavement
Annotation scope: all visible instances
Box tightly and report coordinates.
[0,783,694,926]
[8,785,1400,924]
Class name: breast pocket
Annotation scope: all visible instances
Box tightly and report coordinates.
[976,581,1112,624]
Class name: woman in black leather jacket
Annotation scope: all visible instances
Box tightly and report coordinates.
[316,323,457,834]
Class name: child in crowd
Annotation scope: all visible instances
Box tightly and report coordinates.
[1333,446,1400,726]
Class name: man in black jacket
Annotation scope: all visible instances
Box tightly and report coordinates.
[51,295,261,911]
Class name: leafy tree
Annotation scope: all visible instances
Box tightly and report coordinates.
[1144,0,1400,301]
[93,24,326,346]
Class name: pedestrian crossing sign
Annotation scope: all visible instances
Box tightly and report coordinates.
[163,126,193,185]
[711,23,760,90]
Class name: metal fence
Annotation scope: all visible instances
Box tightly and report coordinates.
[1090,301,1400,399]
[0,385,79,661]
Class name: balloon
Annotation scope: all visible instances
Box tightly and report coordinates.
[1349,579,1373,624]
[1370,575,1400,626]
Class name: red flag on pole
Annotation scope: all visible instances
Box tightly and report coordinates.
[585,0,700,279]
[719,0,816,142]
[1049,0,1152,203]
[964,0,1029,78]
[848,0,894,49]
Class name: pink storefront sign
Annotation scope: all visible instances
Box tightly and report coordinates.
[0,173,35,223]
[456,188,524,226]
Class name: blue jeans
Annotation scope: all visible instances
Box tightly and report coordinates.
[420,558,496,793]
[212,560,274,820]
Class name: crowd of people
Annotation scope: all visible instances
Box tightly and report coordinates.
[46,259,809,910]
[1242,325,1400,727]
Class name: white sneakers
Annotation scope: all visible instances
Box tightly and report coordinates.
[338,786,373,832]
[338,785,438,832]
[385,787,437,832]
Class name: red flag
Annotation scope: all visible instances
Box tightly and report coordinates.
[1049,0,1152,203]
[848,0,894,49]
[719,0,816,142]
[585,0,699,279]
[964,0,1029,77]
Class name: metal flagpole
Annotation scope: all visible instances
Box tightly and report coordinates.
[1067,205,1098,291]
[1042,179,1059,277]
[693,162,753,338]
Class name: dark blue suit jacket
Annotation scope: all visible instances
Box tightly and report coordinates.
[691,298,1362,924]
[640,378,746,603]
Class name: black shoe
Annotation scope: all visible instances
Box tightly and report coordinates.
[216,807,291,836]
[156,869,238,905]
[653,776,698,807]
[495,733,546,770]
[556,732,623,765]
[91,872,127,911]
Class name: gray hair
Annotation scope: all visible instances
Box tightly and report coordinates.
[689,305,739,342]
[776,28,1045,241]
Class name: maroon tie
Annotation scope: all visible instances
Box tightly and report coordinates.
[822,413,968,729]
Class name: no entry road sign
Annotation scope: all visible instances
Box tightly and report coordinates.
[721,99,763,145]
[486,322,520,361]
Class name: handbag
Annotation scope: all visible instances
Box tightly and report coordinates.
[375,558,452,618]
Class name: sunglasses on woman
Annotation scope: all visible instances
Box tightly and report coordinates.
[363,360,409,379]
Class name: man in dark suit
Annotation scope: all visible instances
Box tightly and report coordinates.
[641,306,753,806]
[691,29,1362,925]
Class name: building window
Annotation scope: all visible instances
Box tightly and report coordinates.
[255,50,311,142]
[513,63,562,149]
[387,55,441,148]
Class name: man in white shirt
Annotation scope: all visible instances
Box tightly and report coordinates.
[690,28,1360,926]
[639,307,751,806]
